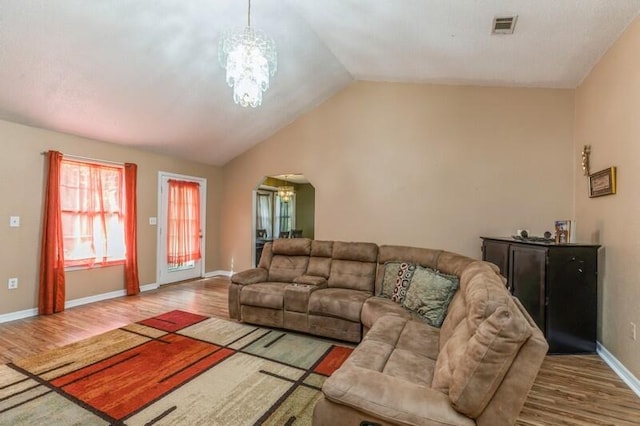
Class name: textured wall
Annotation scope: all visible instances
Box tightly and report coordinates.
[574,16,640,378]
[220,81,575,274]
[0,119,223,315]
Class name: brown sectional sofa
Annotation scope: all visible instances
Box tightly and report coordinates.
[229,238,548,425]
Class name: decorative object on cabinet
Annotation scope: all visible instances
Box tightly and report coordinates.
[589,166,617,198]
[554,220,574,244]
[481,236,600,354]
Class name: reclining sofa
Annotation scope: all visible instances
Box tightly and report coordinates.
[229,238,548,425]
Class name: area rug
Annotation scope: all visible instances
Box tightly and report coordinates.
[0,310,353,425]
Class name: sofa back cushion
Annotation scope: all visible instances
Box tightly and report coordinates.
[433,302,532,418]
[376,245,441,295]
[267,238,312,282]
[306,240,334,278]
[435,251,478,277]
[272,238,312,256]
[328,242,378,291]
[439,261,510,351]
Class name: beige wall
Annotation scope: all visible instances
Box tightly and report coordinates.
[574,16,640,377]
[0,119,222,315]
[220,82,575,273]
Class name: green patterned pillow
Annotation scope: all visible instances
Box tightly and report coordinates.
[401,266,459,328]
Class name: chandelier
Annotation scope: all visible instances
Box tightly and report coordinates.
[277,176,295,203]
[218,0,277,108]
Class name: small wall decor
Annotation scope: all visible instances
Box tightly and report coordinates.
[581,145,591,176]
[589,166,617,198]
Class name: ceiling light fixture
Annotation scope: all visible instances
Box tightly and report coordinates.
[218,0,277,108]
[277,175,295,203]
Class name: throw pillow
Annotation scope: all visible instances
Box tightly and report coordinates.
[402,266,459,327]
[380,261,415,300]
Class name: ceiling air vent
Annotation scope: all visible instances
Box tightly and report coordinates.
[492,15,518,35]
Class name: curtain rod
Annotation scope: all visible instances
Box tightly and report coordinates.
[41,151,124,166]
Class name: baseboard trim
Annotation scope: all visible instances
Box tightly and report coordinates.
[203,270,232,278]
[0,308,38,323]
[597,341,640,398]
[0,283,159,324]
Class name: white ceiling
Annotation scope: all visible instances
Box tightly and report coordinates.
[1,1,639,166]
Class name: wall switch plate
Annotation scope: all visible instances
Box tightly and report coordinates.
[8,278,18,290]
[9,216,20,227]
[149,217,157,225]
[631,322,637,341]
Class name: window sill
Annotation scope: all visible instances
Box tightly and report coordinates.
[65,260,125,272]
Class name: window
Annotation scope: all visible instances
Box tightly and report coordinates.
[274,193,295,237]
[60,159,125,268]
[256,191,273,238]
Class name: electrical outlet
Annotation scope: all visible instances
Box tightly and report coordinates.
[7,278,18,290]
[631,322,637,341]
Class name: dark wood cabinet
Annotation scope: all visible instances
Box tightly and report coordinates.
[481,237,600,354]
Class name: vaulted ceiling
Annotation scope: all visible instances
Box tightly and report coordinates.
[1,1,639,165]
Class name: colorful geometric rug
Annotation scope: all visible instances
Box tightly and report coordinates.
[0,310,353,425]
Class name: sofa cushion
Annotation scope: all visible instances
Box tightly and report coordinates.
[323,366,475,426]
[268,255,310,282]
[332,241,378,262]
[307,257,332,278]
[240,282,289,309]
[439,290,467,351]
[328,259,377,291]
[401,266,459,328]
[271,238,312,255]
[308,288,371,322]
[395,318,441,361]
[311,240,334,257]
[432,303,533,419]
[449,304,532,418]
[351,316,439,386]
[463,266,511,332]
[361,297,410,331]
[431,320,471,393]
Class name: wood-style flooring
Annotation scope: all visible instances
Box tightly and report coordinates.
[0,277,638,425]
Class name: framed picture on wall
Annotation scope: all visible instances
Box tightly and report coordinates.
[589,167,617,198]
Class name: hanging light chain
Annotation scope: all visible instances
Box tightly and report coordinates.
[247,0,252,28]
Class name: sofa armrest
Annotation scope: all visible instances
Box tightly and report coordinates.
[293,275,327,287]
[323,366,474,426]
[231,268,268,285]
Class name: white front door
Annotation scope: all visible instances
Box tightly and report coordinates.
[157,172,206,285]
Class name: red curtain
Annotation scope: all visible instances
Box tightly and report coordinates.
[167,179,201,265]
[39,151,66,315]
[124,163,139,295]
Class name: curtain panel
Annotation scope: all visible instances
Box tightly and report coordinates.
[124,163,139,295]
[167,179,201,265]
[39,151,66,315]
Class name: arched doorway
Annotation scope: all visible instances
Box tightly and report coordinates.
[252,174,315,266]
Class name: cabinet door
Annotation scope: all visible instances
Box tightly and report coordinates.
[510,245,546,331]
[546,248,598,353]
[482,240,510,281]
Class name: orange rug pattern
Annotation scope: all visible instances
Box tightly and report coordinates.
[0,311,353,425]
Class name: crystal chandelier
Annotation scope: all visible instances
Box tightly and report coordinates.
[218,0,277,108]
[277,176,295,203]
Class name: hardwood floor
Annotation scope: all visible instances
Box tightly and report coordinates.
[1,277,638,425]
